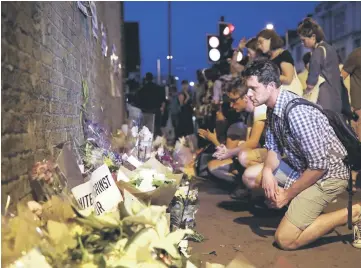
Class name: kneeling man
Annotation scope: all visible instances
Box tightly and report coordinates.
[242,59,361,249]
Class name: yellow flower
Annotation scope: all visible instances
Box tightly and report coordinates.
[103,157,114,167]
[70,225,83,236]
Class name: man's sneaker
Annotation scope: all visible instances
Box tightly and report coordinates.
[353,219,361,249]
[230,186,251,200]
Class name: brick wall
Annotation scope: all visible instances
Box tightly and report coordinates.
[1,1,125,208]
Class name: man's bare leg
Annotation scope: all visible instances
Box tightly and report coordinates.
[242,163,264,189]
[208,159,235,183]
[275,203,361,250]
[238,148,268,168]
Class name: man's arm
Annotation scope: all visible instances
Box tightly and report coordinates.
[226,120,266,156]
[286,169,326,199]
[285,106,331,197]
[343,49,358,77]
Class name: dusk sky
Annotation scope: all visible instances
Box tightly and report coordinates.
[124,1,319,83]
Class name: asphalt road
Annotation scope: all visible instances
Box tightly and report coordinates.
[190,177,361,268]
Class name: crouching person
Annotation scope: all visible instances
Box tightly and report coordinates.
[242,59,361,250]
[210,78,267,197]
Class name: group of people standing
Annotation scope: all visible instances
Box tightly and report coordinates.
[134,73,195,141]
[196,17,361,250]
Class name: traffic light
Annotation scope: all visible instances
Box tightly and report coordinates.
[206,34,221,64]
[219,22,235,61]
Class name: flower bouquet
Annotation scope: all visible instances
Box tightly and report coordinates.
[152,136,177,171]
[168,175,203,244]
[79,140,122,175]
[29,160,68,202]
[173,137,195,168]
[116,158,183,207]
[2,191,195,268]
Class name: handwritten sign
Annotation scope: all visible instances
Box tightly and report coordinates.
[90,165,123,215]
[71,181,93,210]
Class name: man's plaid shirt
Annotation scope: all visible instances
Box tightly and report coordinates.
[265,89,349,189]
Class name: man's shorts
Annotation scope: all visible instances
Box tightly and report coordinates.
[273,160,348,231]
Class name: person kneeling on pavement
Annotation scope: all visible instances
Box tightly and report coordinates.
[211,77,267,199]
[240,59,361,249]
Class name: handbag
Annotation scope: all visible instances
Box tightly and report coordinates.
[286,67,304,96]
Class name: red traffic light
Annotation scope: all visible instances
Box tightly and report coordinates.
[220,22,235,36]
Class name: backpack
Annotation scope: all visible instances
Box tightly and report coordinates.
[284,98,361,172]
[284,97,361,230]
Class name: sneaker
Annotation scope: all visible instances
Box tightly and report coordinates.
[353,219,361,249]
[230,186,251,200]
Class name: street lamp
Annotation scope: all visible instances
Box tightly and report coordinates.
[189,81,195,87]
[266,23,274,30]
[166,55,173,60]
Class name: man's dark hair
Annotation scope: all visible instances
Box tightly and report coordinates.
[145,72,153,82]
[228,77,248,97]
[181,80,189,85]
[257,29,284,50]
[302,52,312,66]
[242,59,281,88]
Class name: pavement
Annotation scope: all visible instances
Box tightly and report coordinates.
[190,177,361,268]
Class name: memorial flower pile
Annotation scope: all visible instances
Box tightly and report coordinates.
[2,193,194,268]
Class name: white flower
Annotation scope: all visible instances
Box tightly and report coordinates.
[131,126,139,137]
[153,136,166,148]
[178,137,186,146]
[139,126,153,142]
[121,124,129,135]
[157,147,164,157]
[27,201,43,216]
[137,172,156,192]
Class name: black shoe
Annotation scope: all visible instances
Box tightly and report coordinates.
[230,186,251,200]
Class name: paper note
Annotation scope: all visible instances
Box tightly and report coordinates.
[78,164,85,174]
[127,155,142,168]
[90,1,99,39]
[91,165,123,215]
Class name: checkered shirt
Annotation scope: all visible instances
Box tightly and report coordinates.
[265,89,349,189]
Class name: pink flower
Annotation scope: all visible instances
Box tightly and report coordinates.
[31,160,56,184]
